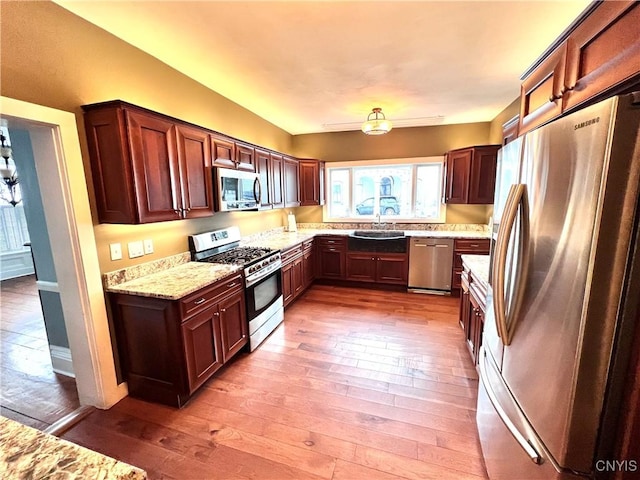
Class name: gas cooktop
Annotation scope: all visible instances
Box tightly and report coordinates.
[200,246,273,266]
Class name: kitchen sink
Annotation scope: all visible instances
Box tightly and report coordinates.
[350,230,406,239]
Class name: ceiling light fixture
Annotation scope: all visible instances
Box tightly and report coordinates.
[361,107,392,135]
[0,133,21,207]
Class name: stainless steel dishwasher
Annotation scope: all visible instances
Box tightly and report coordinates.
[408,237,454,294]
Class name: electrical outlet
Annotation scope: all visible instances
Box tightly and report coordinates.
[144,239,154,254]
[109,243,122,261]
[127,241,144,259]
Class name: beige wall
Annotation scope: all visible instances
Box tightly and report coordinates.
[489,97,520,145]
[0,1,293,272]
[292,122,491,161]
[1,1,503,272]
[291,122,494,225]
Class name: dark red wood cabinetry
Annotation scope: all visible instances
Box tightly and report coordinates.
[346,253,408,285]
[444,146,500,205]
[519,0,640,134]
[299,159,325,206]
[83,103,215,224]
[459,264,487,365]
[281,239,315,307]
[270,153,285,209]
[452,239,490,294]
[316,236,347,280]
[283,156,300,208]
[110,273,246,407]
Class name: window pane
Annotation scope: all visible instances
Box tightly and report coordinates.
[415,164,442,218]
[329,169,350,217]
[353,166,411,217]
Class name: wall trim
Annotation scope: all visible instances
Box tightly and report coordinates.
[36,280,60,293]
[50,345,75,378]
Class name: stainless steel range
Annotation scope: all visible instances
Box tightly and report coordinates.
[189,226,284,352]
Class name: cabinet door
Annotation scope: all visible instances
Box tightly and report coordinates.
[444,149,472,204]
[292,257,304,297]
[235,142,255,172]
[219,292,248,362]
[318,247,345,279]
[126,110,182,222]
[255,148,272,208]
[518,42,567,135]
[468,146,499,204]
[282,261,294,306]
[270,153,285,209]
[176,125,214,219]
[299,159,320,206]
[182,308,224,393]
[459,284,471,334]
[302,244,315,288]
[563,1,640,113]
[283,156,300,208]
[346,253,376,282]
[376,254,408,284]
[211,134,236,169]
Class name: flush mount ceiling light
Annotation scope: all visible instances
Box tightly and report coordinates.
[361,107,393,135]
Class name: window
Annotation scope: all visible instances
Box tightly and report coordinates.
[0,204,30,254]
[324,157,444,222]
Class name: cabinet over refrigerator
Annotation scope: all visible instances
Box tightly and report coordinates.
[477,92,640,479]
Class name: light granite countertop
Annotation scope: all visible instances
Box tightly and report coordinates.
[0,416,146,479]
[461,254,490,287]
[105,262,241,300]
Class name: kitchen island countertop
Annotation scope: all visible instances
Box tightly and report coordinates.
[461,254,490,288]
[0,416,146,479]
[105,262,241,300]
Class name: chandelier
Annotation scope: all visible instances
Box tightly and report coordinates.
[361,107,393,135]
[0,133,21,207]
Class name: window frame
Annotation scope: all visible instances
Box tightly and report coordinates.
[323,156,445,223]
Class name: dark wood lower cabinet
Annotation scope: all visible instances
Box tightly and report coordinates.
[459,266,487,365]
[346,253,408,285]
[282,239,315,307]
[316,237,347,280]
[110,273,246,407]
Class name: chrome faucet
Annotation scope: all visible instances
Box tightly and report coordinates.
[374,213,385,229]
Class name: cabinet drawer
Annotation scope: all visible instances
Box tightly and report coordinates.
[281,244,303,265]
[180,273,243,319]
[316,236,347,247]
[454,239,490,252]
[302,239,314,251]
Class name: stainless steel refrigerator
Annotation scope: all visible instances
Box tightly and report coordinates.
[477,92,640,479]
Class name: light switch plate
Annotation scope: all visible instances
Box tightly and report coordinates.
[128,241,144,259]
[144,239,154,254]
[109,243,122,261]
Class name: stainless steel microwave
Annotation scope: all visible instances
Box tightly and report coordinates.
[215,168,261,211]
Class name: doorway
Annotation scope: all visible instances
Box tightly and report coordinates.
[0,96,127,412]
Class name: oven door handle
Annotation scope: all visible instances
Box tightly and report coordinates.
[245,261,282,287]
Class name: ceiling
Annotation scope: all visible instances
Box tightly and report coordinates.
[54,0,591,135]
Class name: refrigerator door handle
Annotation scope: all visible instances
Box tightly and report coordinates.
[478,347,542,465]
[493,183,529,345]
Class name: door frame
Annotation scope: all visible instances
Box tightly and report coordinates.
[1,96,127,408]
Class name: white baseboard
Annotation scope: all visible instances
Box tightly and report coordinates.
[50,345,75,378]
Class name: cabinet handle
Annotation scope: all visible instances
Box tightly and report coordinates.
[194,298,206,305]
[213,311,220,317]
[470,244,479,247]
[227,282,237,288]
[220,308,226,313]
[174,208,181,215]
[371,257,375,261]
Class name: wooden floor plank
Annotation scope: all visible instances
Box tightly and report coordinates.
[60,284,487,479]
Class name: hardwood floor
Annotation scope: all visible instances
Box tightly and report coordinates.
[61,284,487,479]
[0,275,80,429]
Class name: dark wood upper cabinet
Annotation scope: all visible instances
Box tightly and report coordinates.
[518,1,640,134]
[518,42,567,136]
[444,145,499,205]
[283,156,300,208]
[176,125,214,219]
[502,115,519,145]
[234,142,255,172]
[255,148,272,209]
[210,134,236,170]
[270,153,285,209]
[563,1,640,113]
[83,102,214,224]
[299,158,325,206]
